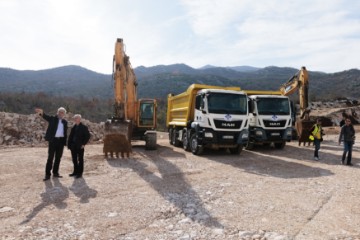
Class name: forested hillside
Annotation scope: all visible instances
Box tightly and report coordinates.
[0,64,359,127]
[1,65,359,100]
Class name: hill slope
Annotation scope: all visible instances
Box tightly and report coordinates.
[0,65,359,100]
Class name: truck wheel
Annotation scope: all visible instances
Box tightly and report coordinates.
[229,144,243,154]
[274,142,286,149]
[190,134,203,155]
[171,130,181,147]
[245,141,254,150]
[145,132,157,150]
[182,132,190,151]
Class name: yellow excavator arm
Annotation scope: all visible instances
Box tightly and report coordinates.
[113,38,138,121]
[279,66,309,116]
[103,38,158,157]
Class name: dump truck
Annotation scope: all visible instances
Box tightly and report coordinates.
[167,84,249,155]
[103,38,157,158]
[243,66,311,149]
[243,90,293,149]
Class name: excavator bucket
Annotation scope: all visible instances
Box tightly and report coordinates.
[103,119,132,158]
[295,119,316,146]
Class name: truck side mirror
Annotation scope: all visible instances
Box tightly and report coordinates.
[200,97,205,113]
[248,99,256,115]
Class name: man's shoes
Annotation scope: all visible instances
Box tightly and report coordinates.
[346,163,353,166]
[43,175,50,181]
[53,174,63,178]
[69,173,77,177]
[314,157,319,161]
[75,175,82,179]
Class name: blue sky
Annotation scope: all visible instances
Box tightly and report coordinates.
[0,0,359,74]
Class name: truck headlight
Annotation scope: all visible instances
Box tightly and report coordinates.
[242,133,248,139]
[205,132,213,138]
[255,130,263,136]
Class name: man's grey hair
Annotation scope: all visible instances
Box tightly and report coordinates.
[57,107,67,114]
[73,114,82,119]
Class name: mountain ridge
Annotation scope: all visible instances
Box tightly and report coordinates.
[0,64,359,100]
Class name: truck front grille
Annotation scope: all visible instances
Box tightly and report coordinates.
[263,120,287,128]
[214,120,242,129]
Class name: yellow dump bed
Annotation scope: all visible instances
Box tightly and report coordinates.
[166,84,241,127]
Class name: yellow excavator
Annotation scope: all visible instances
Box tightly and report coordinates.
[279,66,315,145]
[103,38,157,157]
[280,66,309,116]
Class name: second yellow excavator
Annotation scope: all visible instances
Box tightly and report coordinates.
[280,66,315,145]
[103,38,157,157]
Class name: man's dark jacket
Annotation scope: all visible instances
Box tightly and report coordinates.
[339,124,355,142]
[42,113,68,146]
[68,123,91,149]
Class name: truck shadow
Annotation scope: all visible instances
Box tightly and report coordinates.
[106,145,223,229]
[19,178,69,225]
[203,146,335,179]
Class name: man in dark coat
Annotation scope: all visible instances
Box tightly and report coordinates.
[68,114,91,178]
[35,107,68,181]
[338,117,356,166]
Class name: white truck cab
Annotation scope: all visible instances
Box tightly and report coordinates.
[247,94,292,149]
[167,84,249,155]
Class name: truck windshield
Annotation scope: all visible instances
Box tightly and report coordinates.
[207,93,247,115]
[257,98,290,115]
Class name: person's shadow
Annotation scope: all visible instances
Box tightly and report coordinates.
[69,177,97,203]
[20,178,69,224]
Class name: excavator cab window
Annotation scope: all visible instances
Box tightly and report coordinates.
[139,102,155,126]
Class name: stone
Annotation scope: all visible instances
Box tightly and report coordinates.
[0,207,14,213]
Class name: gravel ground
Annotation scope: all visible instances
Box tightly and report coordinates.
[1,130,360,240]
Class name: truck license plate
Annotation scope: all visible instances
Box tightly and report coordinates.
[223,135,234,139]
[271,132,280,136]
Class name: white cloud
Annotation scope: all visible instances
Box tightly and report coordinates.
[179,0,360,72]
[0,0,359,73]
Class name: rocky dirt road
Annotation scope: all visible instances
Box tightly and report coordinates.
[1,131,360,240]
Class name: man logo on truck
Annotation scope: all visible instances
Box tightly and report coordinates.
[222,122,236,127]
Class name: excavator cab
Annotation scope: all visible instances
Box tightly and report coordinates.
[139,99,156,127]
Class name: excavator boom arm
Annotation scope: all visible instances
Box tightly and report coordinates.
[113,38,138,121]
[280,66,309,116]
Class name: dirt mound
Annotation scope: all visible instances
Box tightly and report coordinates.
[305,100,360,126]
[0,112,104,146]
